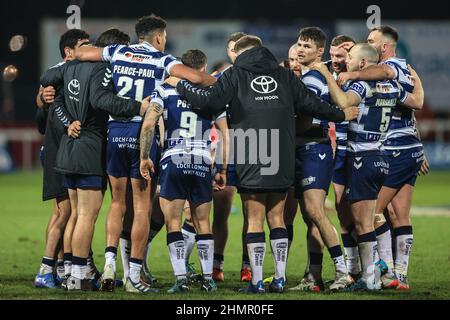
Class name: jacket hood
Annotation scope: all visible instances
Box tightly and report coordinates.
[234,46,280,74]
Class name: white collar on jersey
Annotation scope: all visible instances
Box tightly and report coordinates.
[135,41,159,52]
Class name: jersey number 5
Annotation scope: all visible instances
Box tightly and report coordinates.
[379,107,391,132]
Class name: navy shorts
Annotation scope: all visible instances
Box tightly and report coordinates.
[159,156,212,204]
[333,149,347,186]
[63,174,106,190]
[214,164,237,187]
[383,146,424,189]
[107,121,161,179]
[345,154,388,202]
[295,143,334,198]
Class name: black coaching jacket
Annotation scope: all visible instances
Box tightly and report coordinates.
[40,60,142,176]
[177,46,345,190]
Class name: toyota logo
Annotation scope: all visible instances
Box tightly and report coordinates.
[250,76,278,94]
[68,79,80,95]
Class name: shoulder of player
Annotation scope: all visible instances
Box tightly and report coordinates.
[154,84,179,98]
[302,69,326,83]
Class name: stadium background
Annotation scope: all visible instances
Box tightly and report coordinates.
[0,0,449,299]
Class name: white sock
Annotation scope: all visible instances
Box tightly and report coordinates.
[105,251,117,273]
[344,246,361,275]
[64,261,72,276]
[394,228,414,281]
[119,237,131,280]
[129,260,142,283]
[196,235,214,279]
[182,222,197,262]
[358,232,378,286]
[247,234,266,286]
[376,224,395,276]
[39,257,55,275]
[269,229,288,281]
[56,260,65,278]
[168,232,187,278]
[71,264,87,280]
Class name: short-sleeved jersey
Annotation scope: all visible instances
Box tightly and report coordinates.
[103,41,181,122]
[151,84,215,163]
[346,79,407,156]
[302,70,331,130]
[333,72,349,153]
[382,57,422,150]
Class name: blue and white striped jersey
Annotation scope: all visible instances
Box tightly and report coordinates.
[346,79,407,156]
[102,41,181,122]
[382,57,422,150]
[151,84,214,163]
[333,71,349,153]
[302,69,331,131]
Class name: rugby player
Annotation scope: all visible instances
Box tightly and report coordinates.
[75,14,216,293]
[314,42,423,291]
[140,49,229,293]
[338,26,426,290]
[34,29,89,288]
[289,27,353,292]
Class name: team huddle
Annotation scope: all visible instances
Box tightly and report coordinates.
[33,14,427,294]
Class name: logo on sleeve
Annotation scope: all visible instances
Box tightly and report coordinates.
[351,82,365,96]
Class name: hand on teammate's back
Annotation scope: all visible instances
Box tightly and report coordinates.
[42,86,56,104]
[337,72,356,87]
[164,76,182,87]
[343,107,359,121]
[67,120,81,138]
[140,158,155,181]
[140,96,151,116]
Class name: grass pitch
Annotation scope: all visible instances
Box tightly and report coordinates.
[0,170,449,300]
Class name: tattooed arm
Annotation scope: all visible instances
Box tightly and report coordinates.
[139,102,164,180]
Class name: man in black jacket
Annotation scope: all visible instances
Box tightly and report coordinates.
[33,29,90,289]
[165,35,358,293]
[41,29,151,291]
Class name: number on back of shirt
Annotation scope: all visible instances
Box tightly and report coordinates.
[180,111,197,138]
[117,76,145,102]
[379,107,391,132]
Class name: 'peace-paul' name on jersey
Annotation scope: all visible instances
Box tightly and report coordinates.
[102,41,181,122]
[151,84,216,163]
[346,78,407,156]
[382,57,422,150]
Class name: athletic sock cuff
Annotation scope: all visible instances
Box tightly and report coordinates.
[269,227,288,240]
[342,233,358,247]
[167,231,184,245]
[121,231,131,241]
[195,233,213,242]
[182,221,196,234]
[328,245,343,258]
[245,232,265,244]
[72,256,87,266]
[358,231,377,243]
[394,225,413,236]
[129,258,143,265]
[42,257,56,267]
[375,223,390,236]
[105,246,117,255]
[63,253,72,261]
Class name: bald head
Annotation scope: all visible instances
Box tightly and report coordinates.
[346,43,380,72]
[288,43,301,76]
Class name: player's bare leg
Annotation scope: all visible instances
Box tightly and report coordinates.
[335,182,361,280]
[212,185,236,281]
[69,189,103,290]
[100,176,127,291]
[389,184,415,290]
[299,189,350,290]
[161,198,190,293]
[374,186,399,288]
[190,200,217,292]
[348,199,379,290]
